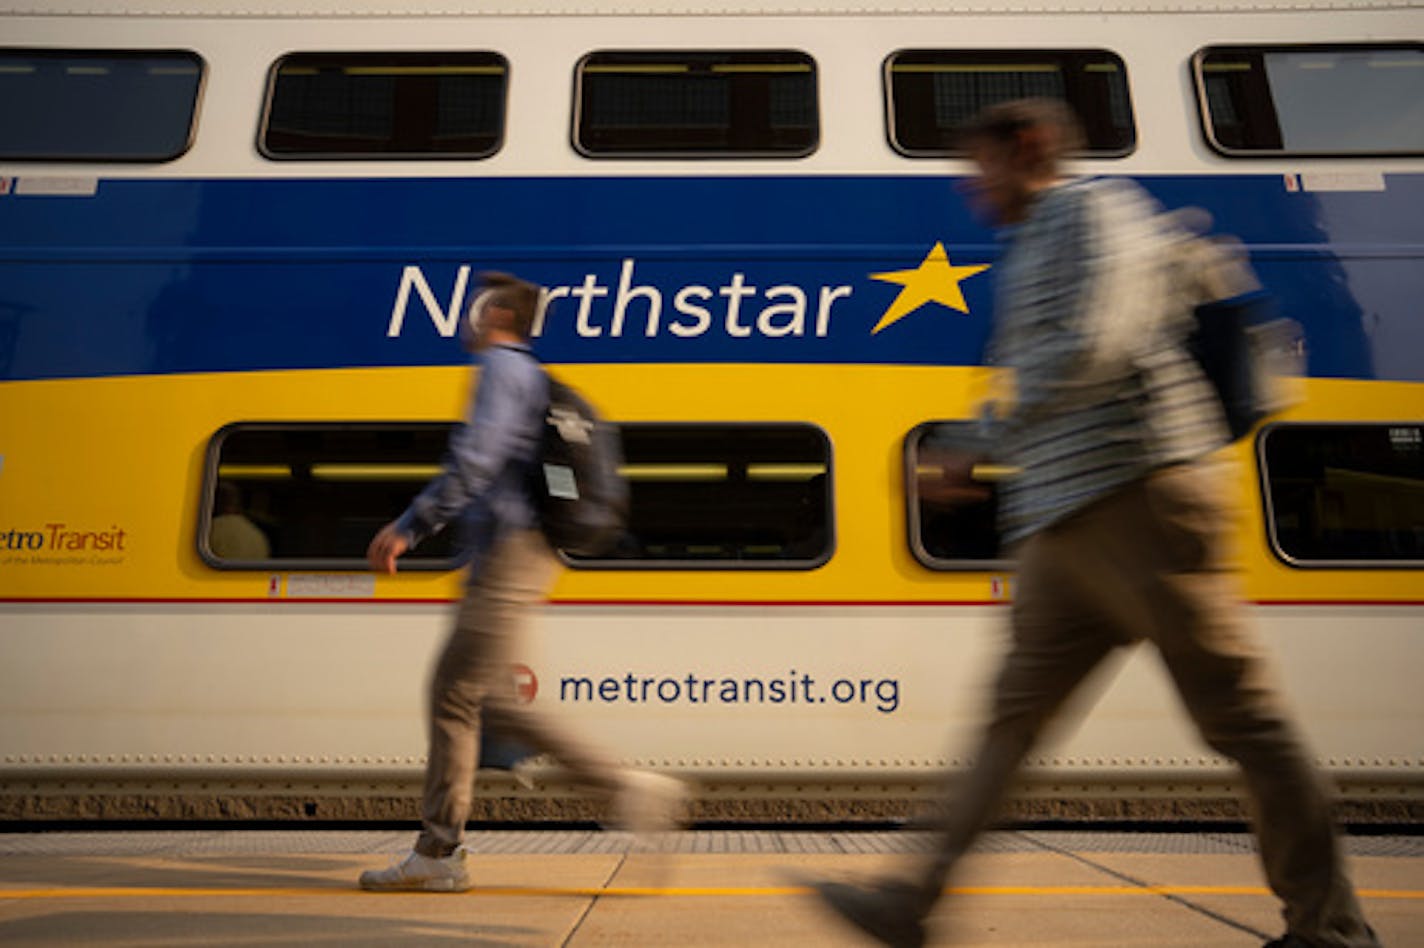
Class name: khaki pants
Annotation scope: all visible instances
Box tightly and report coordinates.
[416,529,620,858]
[914,463,1376,946]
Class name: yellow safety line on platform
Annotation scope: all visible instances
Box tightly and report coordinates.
[1,885,1420,901]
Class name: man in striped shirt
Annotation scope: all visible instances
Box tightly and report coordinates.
[812,99,1377,948]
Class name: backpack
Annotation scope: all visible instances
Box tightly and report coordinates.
[1173,233,1303,442]
[532,372,630,556]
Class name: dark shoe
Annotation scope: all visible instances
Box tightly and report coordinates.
[810,879,926,948]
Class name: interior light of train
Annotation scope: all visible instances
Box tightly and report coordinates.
[890,63,1062,73]
[745,464,826,480]
[342,65,506,76]
[308,464,444,481]
[911,462,1021,482]
[969,463,1021,482]
[618,464,728,481]
[216,465,290,480]
[582,64,689,73]
[710,63,812,73]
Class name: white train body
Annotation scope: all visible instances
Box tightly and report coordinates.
[1,0,1420,813]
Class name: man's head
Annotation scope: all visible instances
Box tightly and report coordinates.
[464,272,541,351]
[957,98,1085,226]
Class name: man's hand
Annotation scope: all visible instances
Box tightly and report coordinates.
[367,522,411,574]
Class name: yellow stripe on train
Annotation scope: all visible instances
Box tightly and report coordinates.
[1,365,1420,604]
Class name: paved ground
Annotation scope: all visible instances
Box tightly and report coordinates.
[0,829,1419,946]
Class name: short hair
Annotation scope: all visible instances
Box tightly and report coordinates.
[476,271,541,339]
[957,98,1086,172]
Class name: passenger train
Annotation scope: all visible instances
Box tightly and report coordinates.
[1,0,1420,820]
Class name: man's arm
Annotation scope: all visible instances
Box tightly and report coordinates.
[367,350,541,572]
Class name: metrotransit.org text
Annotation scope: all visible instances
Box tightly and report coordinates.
[558,670,901,714]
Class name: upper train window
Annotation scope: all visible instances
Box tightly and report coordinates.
[1261,424,1424,567]
[886,50,1134,157]
[1195,45,1424,156]
[575,50,818,157]
[905,422,1013,570]
[0,49,202,162]
[201,421,832,570]
[261,52,507,159]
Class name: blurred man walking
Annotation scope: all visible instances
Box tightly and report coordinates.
[810,99,1378,948]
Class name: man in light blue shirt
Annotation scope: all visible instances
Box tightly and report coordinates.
[360,273,683,892]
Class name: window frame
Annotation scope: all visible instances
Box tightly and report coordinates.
[0,47,205,163]
[200,420,835,572]
[1192,42,1424,159]
[1257,421,1424,570]
[563,420,835,570]
[257,50,510,161]
[571,49,821,160]
[882,48,1137,159]
[198,421,463,572]
[904,421,1013,572]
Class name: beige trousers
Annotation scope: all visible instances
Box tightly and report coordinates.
[416,529,620,857]
[913,463,1376,946]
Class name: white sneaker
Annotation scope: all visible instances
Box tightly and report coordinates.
[611,771,688,837]
[510,755,544,791]
[358,848,471,892]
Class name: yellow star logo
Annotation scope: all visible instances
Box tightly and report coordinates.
[869,243,991,335]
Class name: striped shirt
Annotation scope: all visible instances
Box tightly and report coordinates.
[987,177,1228,544]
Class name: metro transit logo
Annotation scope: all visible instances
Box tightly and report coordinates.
[386,245,991,344]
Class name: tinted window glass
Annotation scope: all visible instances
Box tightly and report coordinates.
[905,422,1011,569]
[204,421,832,570]
[203,424,459,569]
[570,424,832,567]
[887,50,1134,156]
[1197,45,1424,155]
[1262,424,1424,565]
[576,50,818,157]
[0,49,202,161]
[263,52,507,158]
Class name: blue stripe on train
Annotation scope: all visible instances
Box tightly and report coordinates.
[0,174,1419,382]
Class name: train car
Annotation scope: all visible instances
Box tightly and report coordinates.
[1,0,1420,820]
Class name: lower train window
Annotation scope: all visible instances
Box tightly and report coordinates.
[261,52,507,159]
[568,423,832,568]
[1260,424,1424,567]
[201,421,831,570]
[1194,45,1424,156]
[905,422,1012,570]
[885,50,1134,157]
[0,49,203,162]
[574,50,818,157]
[201,423,460,569]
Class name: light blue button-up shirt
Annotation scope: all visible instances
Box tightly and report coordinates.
[396,343,546,576]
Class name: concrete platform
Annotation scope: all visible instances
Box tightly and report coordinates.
[0,829,1419,946]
